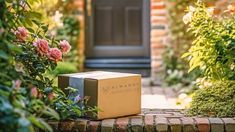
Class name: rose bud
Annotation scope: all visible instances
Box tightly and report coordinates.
[14,27,28,41]
[59,40,71,54]
[13,79,22,90]
[31,87,38,98]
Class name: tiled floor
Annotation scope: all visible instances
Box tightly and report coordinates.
[141,86,183,109]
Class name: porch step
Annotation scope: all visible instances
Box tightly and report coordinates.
[48,109,235,132]
[85,58,151,77]
[85,58,151,69]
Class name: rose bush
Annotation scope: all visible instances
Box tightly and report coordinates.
[0,0,97,131]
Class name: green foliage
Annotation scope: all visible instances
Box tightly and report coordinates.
[49,62,77,76]
[184,1,235,117]
[56,15,80,64]
[164,0,201,87]
[0,0,96,131]
[183,2,235,80]
[188,80,235,117]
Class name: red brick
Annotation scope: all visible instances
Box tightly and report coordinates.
[101,119,115,132]
[222,118,235,132]
[151,10,167,17]
[155,117,168,132]
[87,121,101,132]
[151,17,168,24]
[181,117,197,132]
[58,120,75,131]
[144,114,154,132]
[115,117,129,132]
[169,118,182,132]
[151,48,165,56]
[194,118,210,132]
[209,118,224,132]
[151,30,168,37]
[151,3,166,10]
[216,1,228,7]
[130,116,143,132]
[151,43,165,49]
[151,0,164,2]
[74,119,88,132]
[48,121,58,131]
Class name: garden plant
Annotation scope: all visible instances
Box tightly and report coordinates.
[183,1,235,117]
[0,0,96,131]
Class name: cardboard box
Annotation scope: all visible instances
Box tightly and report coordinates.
[58,71,141,119]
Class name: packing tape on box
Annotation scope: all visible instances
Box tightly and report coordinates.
[68,71,115,97]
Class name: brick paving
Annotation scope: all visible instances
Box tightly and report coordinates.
[49,109,235,132]
[48,86,235,131]
[141,86,182,109]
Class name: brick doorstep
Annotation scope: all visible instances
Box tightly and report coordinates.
[48,109,235,132]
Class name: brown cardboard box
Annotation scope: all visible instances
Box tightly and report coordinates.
[58,71,141,120]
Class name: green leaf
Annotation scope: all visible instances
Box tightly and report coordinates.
[28,116,46,130]
[26,27,35,33]
[42,106,60,120]
[12,98,26,108]
[28,11,42,20]
[181,52,191,58]
[0,51,8,59]
[41,25,49,33]
[32,118,53,132]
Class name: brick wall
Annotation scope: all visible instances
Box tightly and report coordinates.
[73,0,232,82]
[150,0,169,83]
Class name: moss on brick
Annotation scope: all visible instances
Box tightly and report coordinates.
[188,81,235,117]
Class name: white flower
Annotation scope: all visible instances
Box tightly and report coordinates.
[189,6,196,12]
[207,7,214,17]
[183,12,193,24]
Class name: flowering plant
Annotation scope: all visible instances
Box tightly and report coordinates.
[183,1,235,117]
[0,1,96,131]
[183,2,235,81]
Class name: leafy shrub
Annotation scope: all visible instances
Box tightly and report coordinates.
[0,0,96,131]
[188,80,235,117]
[183,1,235,117]
[183,2,235,80]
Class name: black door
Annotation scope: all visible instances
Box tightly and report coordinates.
[85,0,150,76]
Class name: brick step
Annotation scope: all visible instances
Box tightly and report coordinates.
[48,109,235,132]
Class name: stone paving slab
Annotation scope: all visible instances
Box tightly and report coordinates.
[48,109,235,132]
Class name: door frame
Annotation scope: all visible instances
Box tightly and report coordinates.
[84,0,151,58]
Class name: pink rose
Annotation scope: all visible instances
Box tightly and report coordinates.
[31,87,38,98]
[47,48,62,62]
[59,40,71,54]
[14,27,28,41]
[13,80,21,90]
[34,39,49,55]
[48,92,56,101]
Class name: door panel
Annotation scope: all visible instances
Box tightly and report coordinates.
[113,7,124,45]
[85,0,150,57]
[95,6,113,45]
[125,7,142,45]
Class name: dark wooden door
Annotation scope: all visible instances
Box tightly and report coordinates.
[85,0,150,57]
[85,0,150,76]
